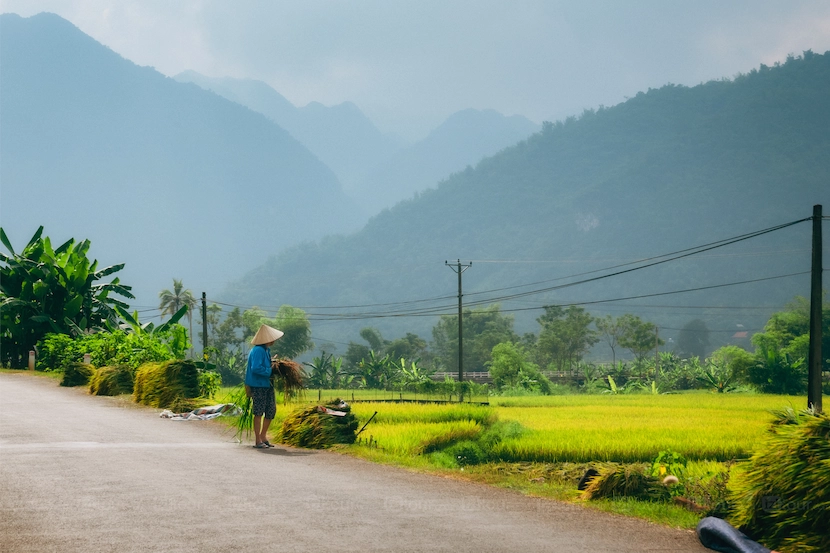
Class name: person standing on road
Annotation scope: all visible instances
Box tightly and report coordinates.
[245,324,284,448]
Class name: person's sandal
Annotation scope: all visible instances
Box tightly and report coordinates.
[263,440,273,447]
[253,443,268,449]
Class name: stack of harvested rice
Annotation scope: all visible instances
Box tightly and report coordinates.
[89,364,134,396]
[133,360,200,408]
[60,361,95,387]
[280,399,359,449]
[728,411,830,552]
[581,463,670,502]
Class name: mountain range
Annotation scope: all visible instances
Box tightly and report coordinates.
[2,12,828,359]
[174,71,540,213]
[0,12,543,310]
[223,51,830,354]
[173,70,404,193]
[0,12,360,307]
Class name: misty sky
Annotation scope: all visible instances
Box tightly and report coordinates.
[2,1,830,140]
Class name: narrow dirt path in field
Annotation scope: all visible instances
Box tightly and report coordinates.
[0,373,708,552]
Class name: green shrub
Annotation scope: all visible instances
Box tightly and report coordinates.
[426,419,523,468]
[37,330,177,374]
[650,450,687,479]
[82,330,175,371]
[746,344,806,395]
[60,362,94,387]
[37,333,82,372]
[133,360,199,408]
[728,410,830,553]
[88,364,134,396]
[444,440,487,466]
[197,370,222,399]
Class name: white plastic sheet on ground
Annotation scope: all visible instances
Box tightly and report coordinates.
[159,403,241,421]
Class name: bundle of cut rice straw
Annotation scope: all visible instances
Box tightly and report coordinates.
[271,357,305,400]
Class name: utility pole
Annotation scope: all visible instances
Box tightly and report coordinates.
[446,260,472,400]
[201,292,208,360]
[654,326,660,378]
[807,205,823,413]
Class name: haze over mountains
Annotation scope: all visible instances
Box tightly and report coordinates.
[173,70,404,193]
[174,71,540,213]
[0,12,357,306]
[226,51,830,353]
[354,108,539,213]
[0,12,544,310]
[2,11,828,359]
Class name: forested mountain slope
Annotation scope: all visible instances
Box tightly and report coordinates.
[352,108,540,214]
[0,13,355,306]
[225,52,830,348]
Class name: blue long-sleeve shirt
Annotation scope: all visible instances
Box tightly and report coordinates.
[245,345,272,387]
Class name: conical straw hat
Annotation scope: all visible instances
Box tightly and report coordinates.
[250,324,284,345]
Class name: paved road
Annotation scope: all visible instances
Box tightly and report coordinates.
[0,372,708,552]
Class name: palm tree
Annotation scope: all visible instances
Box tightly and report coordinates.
[158,279,197,357]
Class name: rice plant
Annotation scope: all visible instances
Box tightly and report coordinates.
[358,420,483,455]
[348,402,495,426]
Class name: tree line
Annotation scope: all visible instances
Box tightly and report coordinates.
[3,227,826,398]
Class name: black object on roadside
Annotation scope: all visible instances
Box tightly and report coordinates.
[696,517,772,553]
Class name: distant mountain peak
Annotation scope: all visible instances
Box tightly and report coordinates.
[1,11,356,307]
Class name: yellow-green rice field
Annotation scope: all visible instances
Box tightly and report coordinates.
[341,392,799,463]
[219,386,800,463]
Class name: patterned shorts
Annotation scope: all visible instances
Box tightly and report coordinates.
[250,386,276,419]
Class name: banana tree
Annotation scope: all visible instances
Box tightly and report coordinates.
[1,227,134,367]
[304,351,338,388]
[115,304,188,336]
[352,350,393,389]
[697,360,737,393]
[398,358,432,393]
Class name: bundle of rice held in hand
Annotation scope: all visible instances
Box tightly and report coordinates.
[271,357,304,400]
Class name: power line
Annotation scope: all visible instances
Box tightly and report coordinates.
[461,218,810,307]
[493,271,810,316]
[464,219,809,300]
[287,271,808,322]
[469,248,809,265]
[659,326,764,333]
[199,218,810,322]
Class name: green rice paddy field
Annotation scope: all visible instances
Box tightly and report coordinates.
[257,390,800,464]
[221,388,806,528]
